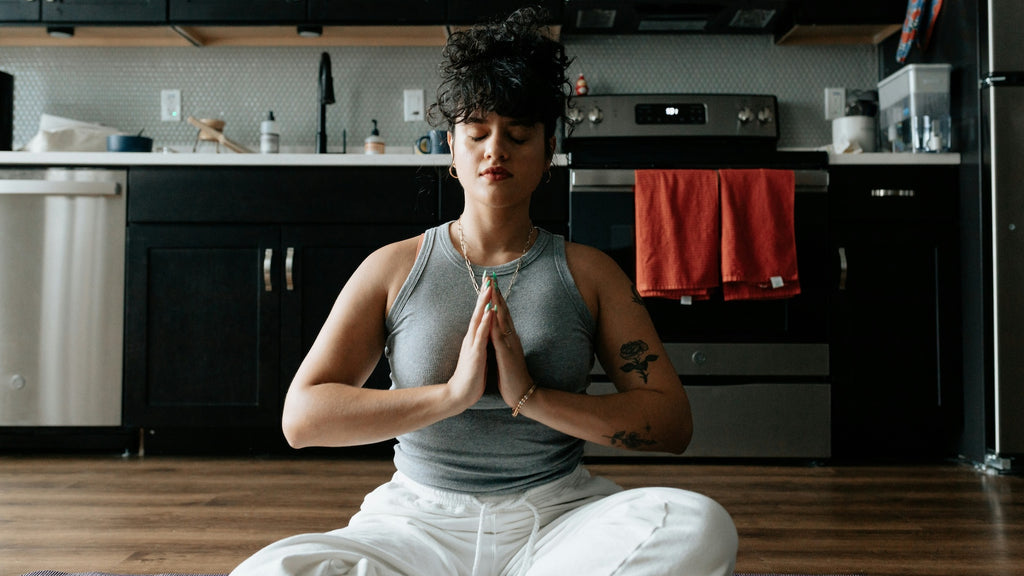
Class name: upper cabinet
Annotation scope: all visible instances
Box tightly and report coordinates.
[0,0,903,45]
[775,1,905,45]
[0,0,166,23]
[311,0,445,24]
[0,0,38,21]
[447,0,562,25]
[169,0,304,23]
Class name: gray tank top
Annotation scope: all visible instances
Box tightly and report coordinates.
[384,222,596,494]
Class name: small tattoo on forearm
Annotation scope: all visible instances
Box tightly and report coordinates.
[630,285,645,306]
[619,340,658,383]
[606,426,657,449]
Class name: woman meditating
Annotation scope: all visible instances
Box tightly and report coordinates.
[231,7,737,576]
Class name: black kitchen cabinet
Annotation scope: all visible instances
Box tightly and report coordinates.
[788,2,905,27]
[0,0,39,21]
[309,0,444,24]
[829,164,961,460]
[169,0,305,23]
[124,166,439,452]
[124,225,282,430]
[1,0,166,23]
[776,1,905,44]
[447,0,562,25]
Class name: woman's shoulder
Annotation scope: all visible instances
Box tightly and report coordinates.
[563,240,626,282]
[563,239,632,313]
[351,232,428,316]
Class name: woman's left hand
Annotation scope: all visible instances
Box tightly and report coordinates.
[486,284,536,410]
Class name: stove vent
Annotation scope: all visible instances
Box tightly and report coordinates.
[563,0,795,35]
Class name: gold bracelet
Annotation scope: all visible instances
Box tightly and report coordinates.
[512,384,537,418]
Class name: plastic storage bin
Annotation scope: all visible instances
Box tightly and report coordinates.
[878,64,952,153]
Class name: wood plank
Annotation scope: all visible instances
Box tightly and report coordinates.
[0,456,1021,576]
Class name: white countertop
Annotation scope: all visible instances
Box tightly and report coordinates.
[825,152,961,165]
[0,150,958,167]
[0,151,459,167]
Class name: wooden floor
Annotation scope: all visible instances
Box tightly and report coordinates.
[1,455,1022,576]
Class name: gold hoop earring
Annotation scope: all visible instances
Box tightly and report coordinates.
[449,164,459,179]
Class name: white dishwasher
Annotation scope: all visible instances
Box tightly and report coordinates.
[0,168,125,426]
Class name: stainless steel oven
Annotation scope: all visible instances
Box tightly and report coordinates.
[566,94,831,459]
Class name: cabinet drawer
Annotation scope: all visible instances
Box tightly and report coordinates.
[128,166,439,224]
[829,165,958,223]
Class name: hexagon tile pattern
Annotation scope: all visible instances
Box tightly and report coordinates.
[1,36,876,151]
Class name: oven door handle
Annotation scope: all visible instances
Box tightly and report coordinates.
[570,169,635,192]
[570,169,828,193]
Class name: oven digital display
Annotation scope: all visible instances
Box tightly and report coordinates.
[635,103,707,125]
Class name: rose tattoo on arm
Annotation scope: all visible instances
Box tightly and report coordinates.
[619,340,658,383]
[606,426,657,449]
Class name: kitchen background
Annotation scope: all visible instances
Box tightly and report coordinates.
[1,35,875,152]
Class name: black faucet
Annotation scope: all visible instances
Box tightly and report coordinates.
[316,52,335,154]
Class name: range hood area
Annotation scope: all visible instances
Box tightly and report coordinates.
[560,0,905,45]
[562,0,795,35]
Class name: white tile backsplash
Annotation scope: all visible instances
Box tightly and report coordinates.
[0,35,876,151]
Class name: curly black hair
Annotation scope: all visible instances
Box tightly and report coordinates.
[429,6,572,141]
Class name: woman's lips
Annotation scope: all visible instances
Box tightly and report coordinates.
[481,167,511,181]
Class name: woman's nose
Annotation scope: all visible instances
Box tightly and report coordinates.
[485,135,508,159]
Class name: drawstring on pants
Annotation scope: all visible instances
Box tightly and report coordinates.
[471,501,491,576]
[519,500,541,576]
[469,497,542,576]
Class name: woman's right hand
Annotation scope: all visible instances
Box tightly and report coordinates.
[445,279,495,411]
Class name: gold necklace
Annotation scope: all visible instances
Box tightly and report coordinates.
[457,218,536,304]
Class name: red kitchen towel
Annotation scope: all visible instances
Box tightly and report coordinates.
[634,169,720,301]
[719,169,801,301]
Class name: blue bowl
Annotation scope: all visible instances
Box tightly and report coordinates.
[107,134,153,152]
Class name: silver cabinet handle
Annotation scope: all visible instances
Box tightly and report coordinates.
[285,247,295,291]
[838,246,848,291]
[870,188,916,197]
[263,249,273,292]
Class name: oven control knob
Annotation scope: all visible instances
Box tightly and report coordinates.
[737,107,753,124]
[587,106,604,125]
[757,107,774,124]
[691,351,707,366]
[566,106,584,126]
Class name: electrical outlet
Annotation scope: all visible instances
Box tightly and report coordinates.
[403,89,424,122]
[824,87,846,121]
[161,89,181,122]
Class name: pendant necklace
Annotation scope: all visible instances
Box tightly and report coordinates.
[457,218,536,304]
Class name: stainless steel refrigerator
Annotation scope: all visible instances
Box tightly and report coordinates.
[979,0,1024,468]
[882,0,1024,470]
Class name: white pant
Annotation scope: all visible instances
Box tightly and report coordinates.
[230,466,736,576]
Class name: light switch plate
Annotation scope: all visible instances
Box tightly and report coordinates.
[824,87,845,121]
[161,89,181,122]
[403,89,424,122]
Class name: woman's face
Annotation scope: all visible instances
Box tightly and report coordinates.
[449,111,554,211]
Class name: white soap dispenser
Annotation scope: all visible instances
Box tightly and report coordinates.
[260,111,279,154]
[364,119,385,154]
